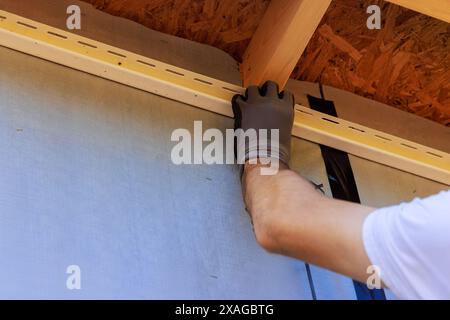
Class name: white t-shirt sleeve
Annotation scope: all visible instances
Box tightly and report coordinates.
[362,190,450,300]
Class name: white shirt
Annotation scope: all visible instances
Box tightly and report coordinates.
[363,190,450,300]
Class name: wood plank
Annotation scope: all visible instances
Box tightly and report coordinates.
[320,83,449,205]
[0,9,449,185]
[241,0,331,88]
[385,0,450,23]
[320,84,450,153]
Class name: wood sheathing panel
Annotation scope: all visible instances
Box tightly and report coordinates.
[294,0,450,127]
[81,0,270,62]
[81,0,449,126]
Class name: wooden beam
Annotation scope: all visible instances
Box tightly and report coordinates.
[385,0,450,23]
[241,0,331,89]
[0,10,449,185]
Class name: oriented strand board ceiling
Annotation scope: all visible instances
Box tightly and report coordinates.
[82,0,450,126]
[82,0,269,61]
[295,0,450,127]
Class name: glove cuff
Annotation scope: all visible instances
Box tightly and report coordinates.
[235,133,290,169]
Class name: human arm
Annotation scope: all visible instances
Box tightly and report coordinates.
[243,161,375,283]
[233,82,450,298]
[233,81,376,283]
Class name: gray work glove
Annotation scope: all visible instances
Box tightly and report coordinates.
[232,81,295,167]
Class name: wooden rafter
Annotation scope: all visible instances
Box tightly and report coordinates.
[241,0,332,88]
[385,0,450,23]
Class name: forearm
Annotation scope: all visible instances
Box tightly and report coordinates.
[243,162,375,282]
[232,81,376,283]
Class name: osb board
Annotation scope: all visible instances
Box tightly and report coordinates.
[294,0,450,127]
[81,0,270,62]
[80,0,450,126]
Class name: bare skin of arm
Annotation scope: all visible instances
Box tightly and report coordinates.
[232,81,378,284]
[243,162,376,284]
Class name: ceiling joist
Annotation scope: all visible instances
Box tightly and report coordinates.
[241,0,332,89]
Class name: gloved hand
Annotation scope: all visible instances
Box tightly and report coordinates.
[232,81,295,167]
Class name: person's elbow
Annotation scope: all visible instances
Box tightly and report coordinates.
[251,202,286,254]
[246,169,301,254]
